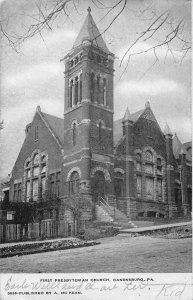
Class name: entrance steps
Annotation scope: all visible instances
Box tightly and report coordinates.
[95,202,137,229]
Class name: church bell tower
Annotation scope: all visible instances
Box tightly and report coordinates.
[62,7,115,197]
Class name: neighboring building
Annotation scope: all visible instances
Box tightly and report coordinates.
[0,8,192,242]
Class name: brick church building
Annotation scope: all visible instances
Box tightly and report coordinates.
[0,8,192,242]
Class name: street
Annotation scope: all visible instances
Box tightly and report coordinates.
[0,235,191,273]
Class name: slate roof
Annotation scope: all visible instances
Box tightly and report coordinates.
[113,109,144,145]
[73,8,109,52]
[172,134,191,161]
[41,112,64,146]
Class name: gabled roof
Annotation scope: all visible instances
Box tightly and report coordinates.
[73,7,109,52]
[0,176,10,185]
[173,134,192,161]
[114,109,145,145]
[41,112,64,146]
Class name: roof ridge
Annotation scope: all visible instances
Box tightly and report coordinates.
[38,111,64,150]
[41,111,63,121]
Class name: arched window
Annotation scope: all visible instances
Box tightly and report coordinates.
[102,78,106,105]
[136,153,142,171]
[72,122,76,146]
[70,60,74,68]
[145,150,153,162]
[69,80,73,108]
[157,158,162,175]
[79,73,82,102]
[74,76,78,105]
[75,56,79,64]
[90,73,95,102]
[33,154,39,165]
[69,171,80,194]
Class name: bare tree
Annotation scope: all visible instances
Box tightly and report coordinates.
[0,0,191,75]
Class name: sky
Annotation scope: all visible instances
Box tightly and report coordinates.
[0,0,192,179]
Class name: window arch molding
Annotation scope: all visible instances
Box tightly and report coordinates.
[114,168,125,175]
[90,167,111,182]
[142,146,156,163]
[156,155,166,167]
[96,119,105,128]
[30,149,41,161]
[71,120,78,128]
[134,149,142,156]
[24,158,31,169]
[66,167,81,181]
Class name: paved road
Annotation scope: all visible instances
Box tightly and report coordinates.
[0,235,191,273]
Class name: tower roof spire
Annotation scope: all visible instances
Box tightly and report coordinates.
[122,107,132,122]
[163,123,173,136]
[73,7,109,52]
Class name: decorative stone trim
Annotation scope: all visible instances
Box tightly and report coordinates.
[142,146,156,163]
[81,119,91,124]
[81,98,90,103]
[63,159,81,167]
[125,155,135,162]
[66,167,81,181]
[114,168,125,174]
[91,102,113,113]
[13,179,22,184]
[63,148,90,160]
[90,166,111,182]
[71,120,78,127]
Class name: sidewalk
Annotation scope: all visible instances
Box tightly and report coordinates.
[0,236,78,249]
[119,221,192,234]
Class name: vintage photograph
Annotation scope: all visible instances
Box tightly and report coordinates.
[0,0,192,275]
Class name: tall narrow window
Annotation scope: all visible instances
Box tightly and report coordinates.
[69,171,80,194]
[72,122,76,146]
[14,184,17,201]
[79,73,82,102]
[157,158,162,175]
[102,78,106,105]
[137,175,142,197]
[32,179,38,201]
[74,76,78,105]
[41,176,46,199]
[98,121,102,143]
[97,75,100,103]
[157,178,162,200]
[35,126,38,141]
[69,80,73,108]
[50,173,55,197]
[26,181,30,202]
[90,73,95,102]
[56,172,61,197]
[18,183,22,201]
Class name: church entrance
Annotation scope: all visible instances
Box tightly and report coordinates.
[92,171,106,202]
